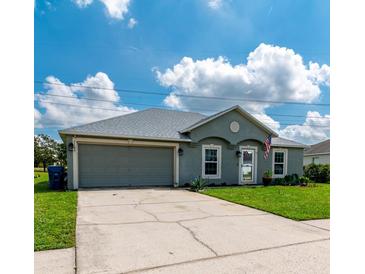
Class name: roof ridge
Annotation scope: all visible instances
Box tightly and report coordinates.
[313,139,330,146]
[147,107,207,116]
[274,136,300,143]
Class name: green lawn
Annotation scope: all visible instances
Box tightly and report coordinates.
[202,184,330,220]
[34,171,77,251]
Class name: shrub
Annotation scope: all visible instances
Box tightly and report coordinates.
[282,175,290,185]
[190,176,207,192]
[291,173,299,185]
[273,178,285,185]
[299,176,311,186]
[292,173,299,182]
[263,170,272,178]
[304,164,330,183]
[284,174,299,185]
[320,165,330,183]
[273,174,300,186]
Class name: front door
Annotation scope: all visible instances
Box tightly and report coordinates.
[240,147,257,184]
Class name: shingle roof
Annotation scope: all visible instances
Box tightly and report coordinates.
[272,137,307,148]
[59,107,306,148]
[304,139,330,155]
[59,108,206,141]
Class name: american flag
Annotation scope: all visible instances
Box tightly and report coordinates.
[263,135,272,160]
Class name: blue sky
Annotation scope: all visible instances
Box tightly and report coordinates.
[34,0,330,144]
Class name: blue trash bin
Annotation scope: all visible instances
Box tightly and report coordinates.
[47,166,65,190]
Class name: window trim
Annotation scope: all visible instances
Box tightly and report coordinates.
[202,144,222,179]
[272,148,288,178]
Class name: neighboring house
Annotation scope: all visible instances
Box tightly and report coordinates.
[59,105,306,189]
[303,139,330,165]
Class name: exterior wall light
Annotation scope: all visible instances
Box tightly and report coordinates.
[178,148,184,156]
[68,143,74,151]
[236,150,242,157]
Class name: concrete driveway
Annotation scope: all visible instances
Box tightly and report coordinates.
[76,188,329,274]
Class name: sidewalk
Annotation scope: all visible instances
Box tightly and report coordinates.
[34,247,75,274]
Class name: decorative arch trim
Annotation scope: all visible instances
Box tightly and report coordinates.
[196,136,232,145]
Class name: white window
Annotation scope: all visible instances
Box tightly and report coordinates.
[272,148,288,178]
[202,145,221,179]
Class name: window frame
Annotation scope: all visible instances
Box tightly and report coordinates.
[202,144,222,179]
[272,148,288,178]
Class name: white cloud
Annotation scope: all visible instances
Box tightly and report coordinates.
[279,111,330,145]
[207,0,223,9]
[73,0,93,8]
[252,113,281,132]
[100,0,131,19]
[70,72,120,102]
[163,94,184,110]
[308,61,330,86]
[155,43,330,142]
[35,72,135,128]
[34,108,42,128]
[127,17,137,29]
[73,0,131,20]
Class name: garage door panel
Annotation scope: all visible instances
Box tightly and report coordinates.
[78,144,173,187]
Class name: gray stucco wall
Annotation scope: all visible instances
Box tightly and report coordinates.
[287,148,304,176]
[179,137,238,185]
[189,110,268,144]
[179,140,304,186]
[179,138,271,185]
[179,110,304,185]
[179,110,269,185]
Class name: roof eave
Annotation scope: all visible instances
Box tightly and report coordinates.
[59,130,192,143]
[272,144,308,149]
[304,152,330,156]
[58,130,67,143]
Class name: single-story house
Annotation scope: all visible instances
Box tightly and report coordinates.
[59,105,306,189]
[303,139,330,165]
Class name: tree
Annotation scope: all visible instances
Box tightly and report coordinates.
[55,142,67,167]
[34,136,41,167]
[34,134,58,171]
